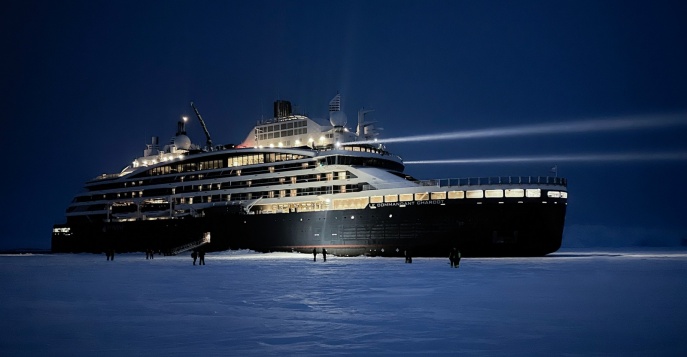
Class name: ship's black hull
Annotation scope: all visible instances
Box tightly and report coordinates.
[53,198,566,257]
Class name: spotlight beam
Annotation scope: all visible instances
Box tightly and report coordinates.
[350,113,687,145]
[404,152,687,165]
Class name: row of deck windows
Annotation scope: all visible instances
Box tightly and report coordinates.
[90,154,398,194]
[368,189,568,203]
[147,153,307,176]
[75,171,353,202]
[173,184,359,204]
[253,189,567,214]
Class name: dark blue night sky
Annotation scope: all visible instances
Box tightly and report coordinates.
[3,0,686,249]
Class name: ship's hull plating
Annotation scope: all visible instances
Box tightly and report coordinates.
[53,199,566,257]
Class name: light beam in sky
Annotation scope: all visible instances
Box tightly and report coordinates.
[350,113,687,145]
[404,151,687,165]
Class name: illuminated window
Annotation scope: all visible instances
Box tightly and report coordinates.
[415,193,429,201]
[370,196,383,203]
[399,194,413,202]
[485,190,503,198]
[448,191,464,199]
[526,189,541,198]
[561,192,568,199]
[547,191,561,198]
[466,190,483,199]
[384,194,398,203]
[505,189,524,198]
[431,192,447,200]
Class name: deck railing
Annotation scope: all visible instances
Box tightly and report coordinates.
[426,176,567,187]
[363,176,566,192]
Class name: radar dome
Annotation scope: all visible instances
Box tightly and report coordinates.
[172,134,191,150]
[329,111,348,127]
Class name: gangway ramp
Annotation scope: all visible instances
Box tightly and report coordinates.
[167,232,211,256]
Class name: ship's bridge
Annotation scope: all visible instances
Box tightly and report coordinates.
[240,96,382,151]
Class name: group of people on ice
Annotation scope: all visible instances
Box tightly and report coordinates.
[191,249,205,265]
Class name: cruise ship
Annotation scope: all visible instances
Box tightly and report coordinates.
[52,94,568,257]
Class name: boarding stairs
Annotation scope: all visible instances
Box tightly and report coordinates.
[166,232,211,256]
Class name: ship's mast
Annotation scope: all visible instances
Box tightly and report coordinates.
[357,108,374,136]
[190,101,213,150]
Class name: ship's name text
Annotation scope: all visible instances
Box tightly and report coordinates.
[369,200,445,208]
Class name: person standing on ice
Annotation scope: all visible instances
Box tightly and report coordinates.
[322,248,327,262]
[405,249,413,263]
[199,249,205,265]
[449,248,461,268]
[312,248,317,262]
[449,248,458,268]
[191,250,197,265]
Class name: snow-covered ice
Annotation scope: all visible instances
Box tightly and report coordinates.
[1,249,686,356]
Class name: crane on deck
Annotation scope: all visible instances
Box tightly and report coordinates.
[190,101,213,150]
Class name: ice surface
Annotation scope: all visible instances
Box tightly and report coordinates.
[1,249,686,356]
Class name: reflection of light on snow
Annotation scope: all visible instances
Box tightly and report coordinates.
[2,248,687,356]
